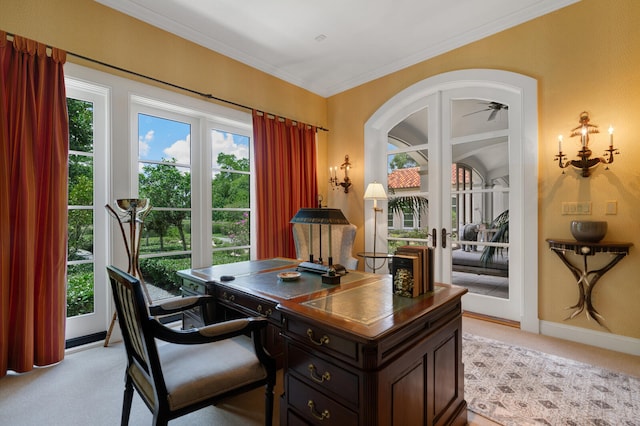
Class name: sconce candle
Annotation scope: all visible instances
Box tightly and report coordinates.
[558,135,563,152]
[608,126,614,146]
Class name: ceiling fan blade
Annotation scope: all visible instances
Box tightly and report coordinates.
[463,108,490,117]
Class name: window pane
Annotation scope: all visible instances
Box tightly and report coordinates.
[212,210,250,249]
[139,113,191,164]
[68,154,94,205]
[139,254,191,298]
[68,99,94,153]
[68,208,94,261]
[212,170,250,209]
[67,263,94,317]
[212,130,250,171]
[140,210,191,254]
[139,162,191,209]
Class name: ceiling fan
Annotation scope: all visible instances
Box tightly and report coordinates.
[463,102,508,121]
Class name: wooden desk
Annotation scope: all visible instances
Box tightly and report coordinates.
[178,259,467,425]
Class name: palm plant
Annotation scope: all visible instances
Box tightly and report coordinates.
[388,194,429,216]
[479,209,509,266]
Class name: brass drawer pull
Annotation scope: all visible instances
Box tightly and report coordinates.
[222,292,235,302]
[256,304,272,317]
[307,400,330,421]
[308,364,331,383]
[307,328,330,346]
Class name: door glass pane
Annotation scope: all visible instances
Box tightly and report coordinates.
[450,99,509,299]
[387,106,429,255]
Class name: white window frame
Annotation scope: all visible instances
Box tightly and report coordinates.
[64,63,253,339]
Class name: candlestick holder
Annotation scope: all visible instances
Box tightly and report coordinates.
[555,111,620,177]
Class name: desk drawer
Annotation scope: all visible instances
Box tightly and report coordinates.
[180,278,208,295]
[287,375,357,425]
[215,286,281,323]
[288,344,359,407]
[285,317,358,362]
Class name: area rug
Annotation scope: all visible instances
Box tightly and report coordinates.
[462,333,640,426]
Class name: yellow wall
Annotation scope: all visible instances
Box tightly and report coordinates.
[2,0,639,339]
[327,0,640,339]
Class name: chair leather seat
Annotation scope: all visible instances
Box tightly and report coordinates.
[155,335,268,411]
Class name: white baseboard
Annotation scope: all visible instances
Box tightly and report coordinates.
[540,320,640,356]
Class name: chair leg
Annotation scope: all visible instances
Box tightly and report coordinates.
[121,377,134,426]
[264,381,275,426]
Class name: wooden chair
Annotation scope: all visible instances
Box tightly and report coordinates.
[106,265,276,426]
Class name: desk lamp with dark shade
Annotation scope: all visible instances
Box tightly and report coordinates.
[290,208,349,275]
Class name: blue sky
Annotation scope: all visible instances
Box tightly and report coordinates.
[138,113,249,170]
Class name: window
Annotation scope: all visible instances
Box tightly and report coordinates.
[64,62,253,340]
[402,208,414,229]
[130,96,255,304]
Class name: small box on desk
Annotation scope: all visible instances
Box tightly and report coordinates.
[392,254,421,298]
[395,245,434,294]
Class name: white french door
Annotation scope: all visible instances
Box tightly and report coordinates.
[365,70,539,330]
[439,87,521,321]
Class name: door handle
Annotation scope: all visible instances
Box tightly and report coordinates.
[432,228,437,248]
[442,228,447,248]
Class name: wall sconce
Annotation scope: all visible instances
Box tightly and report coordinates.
[555,111,620,177]
[329,155,352,193]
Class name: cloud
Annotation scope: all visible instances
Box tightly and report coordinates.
[139,130,153,157]
[164,134,191,165]
[212,130,249,169]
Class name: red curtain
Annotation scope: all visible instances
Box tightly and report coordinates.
[0,32,68,377]
[253,111,317,259]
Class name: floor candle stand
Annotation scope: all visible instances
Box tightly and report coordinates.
[104,198,152,346]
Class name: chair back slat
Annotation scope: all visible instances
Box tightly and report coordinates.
[113,279,148,367]
[107,266,164,384]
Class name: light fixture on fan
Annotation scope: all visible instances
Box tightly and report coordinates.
[329,154,352,193]
[555,111,619,177]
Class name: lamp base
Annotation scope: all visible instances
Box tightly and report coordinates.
[321,274,341,285]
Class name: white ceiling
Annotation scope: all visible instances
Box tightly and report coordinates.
[95,0,578,97]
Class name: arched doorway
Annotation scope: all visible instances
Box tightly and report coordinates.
[364,69,539,332]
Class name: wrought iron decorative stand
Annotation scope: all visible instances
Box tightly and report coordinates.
[546,238,632,331]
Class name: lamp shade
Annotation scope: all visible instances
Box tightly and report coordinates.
[290,208,349,225]
[364,182,387,200]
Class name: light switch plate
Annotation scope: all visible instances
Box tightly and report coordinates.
[606,200,617,215]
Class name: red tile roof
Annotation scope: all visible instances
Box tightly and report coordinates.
[388,167,420,189]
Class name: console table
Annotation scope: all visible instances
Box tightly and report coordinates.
[178,259,468,425]
[546,239,633,330]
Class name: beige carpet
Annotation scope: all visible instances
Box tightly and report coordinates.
[0,317,637,425]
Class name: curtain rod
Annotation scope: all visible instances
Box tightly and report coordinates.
[5,32,329,132]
